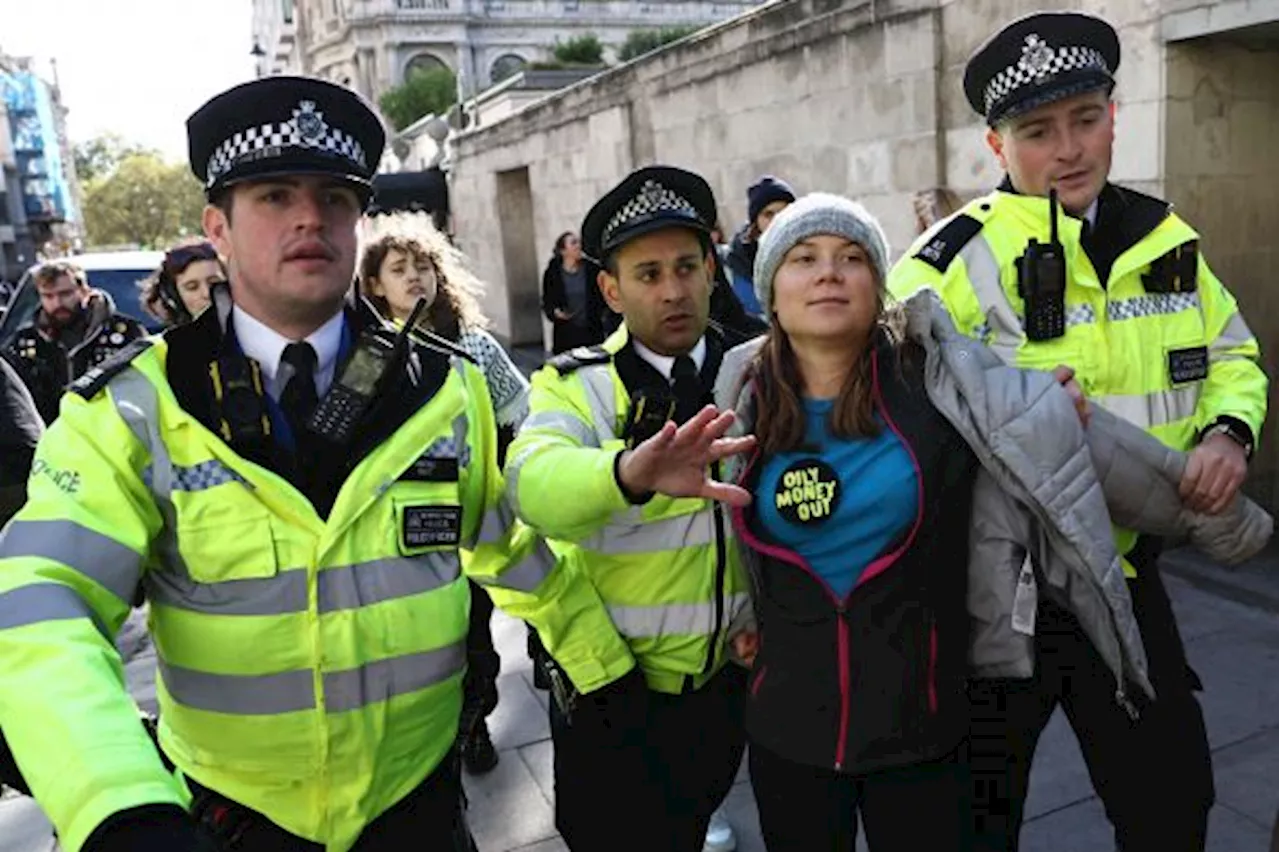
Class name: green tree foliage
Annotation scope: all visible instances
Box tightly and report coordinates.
[82,153,205,249]
[379,67,458,131]
[552,33,604,66]
[73,133,156,184]
[618,26,701,62]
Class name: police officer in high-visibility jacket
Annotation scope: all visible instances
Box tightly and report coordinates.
[0,76,617,852]
[888,13,1268,852]
[506,166,758,852]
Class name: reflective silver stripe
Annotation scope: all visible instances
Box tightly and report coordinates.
[158,656,317,714]
[0,519,141,604]
[0,583,99,630]
[608,593,751,639]
[1210,312,1255,354]
[579,365,619,443]
[323,641,466,713]
[451,414,470,469]
[475,536,555,593]
[504,444,538,520]
[318,554,460,613]
[518,411,599,448]
[581,511,716,556]
[148,554,461,616]
[472,498,514,548]
[960,236,1022,362]
[1095,385,1201,429]
[147,568,308,616]
[110,368,184,573]
[1106,292,1199,322]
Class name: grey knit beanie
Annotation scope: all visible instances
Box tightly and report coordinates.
[753,192,891,322]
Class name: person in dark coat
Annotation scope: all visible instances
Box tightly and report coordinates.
[541,231,608,353]
[0,355,42,525]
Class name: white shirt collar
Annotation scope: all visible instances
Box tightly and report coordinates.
[232,305,345,399]
[632,336,707,382]
[1082,198,1099,227]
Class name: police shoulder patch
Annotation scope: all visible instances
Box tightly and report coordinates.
[547,345,611,376]
[70,338,154,400]
[912,214,984,273]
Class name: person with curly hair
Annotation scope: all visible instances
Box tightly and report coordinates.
[358,212,530,776]
[138,239,225,327]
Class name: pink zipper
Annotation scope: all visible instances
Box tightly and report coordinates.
[750,664,768,697]
[730,354,930,771]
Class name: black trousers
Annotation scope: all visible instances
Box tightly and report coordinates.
[189,754,475,851]
[969,539,1214,851]
[749,742,973,852]
[550,665,747,852]
[461,580,500,731]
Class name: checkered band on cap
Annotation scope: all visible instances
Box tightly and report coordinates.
[205,100,368,188]
[602,179,700,246]
[983,34,1110,115]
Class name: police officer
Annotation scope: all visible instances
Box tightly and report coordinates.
[888,12,1268,852]
[0,75,614,852]
[3,260,146,424]
[506,166,757,852]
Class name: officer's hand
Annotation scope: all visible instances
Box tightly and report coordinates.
[1051,365,1090,427]
[553,309,574,321]
[1180,433,1249,515]
[617,405,756,506]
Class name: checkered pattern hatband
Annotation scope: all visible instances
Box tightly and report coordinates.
[983,34,1110,116]
[602,179,701,247]
[205,100,368,188]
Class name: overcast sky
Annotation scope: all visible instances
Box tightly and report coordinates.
[3,0,258,164]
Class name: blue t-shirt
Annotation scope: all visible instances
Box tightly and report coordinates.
[755,398,918,599]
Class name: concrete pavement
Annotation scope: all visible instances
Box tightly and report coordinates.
[2,547,1276,851]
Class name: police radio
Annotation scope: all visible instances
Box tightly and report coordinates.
[306,297,427,444]
[621,388,677,450]
[1018,187,1067,341]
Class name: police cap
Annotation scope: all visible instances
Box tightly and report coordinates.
[581,166,716,265]
[964,12,1120,127]
[187,76,386,200]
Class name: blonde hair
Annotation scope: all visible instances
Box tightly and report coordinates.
[357,212,489,337]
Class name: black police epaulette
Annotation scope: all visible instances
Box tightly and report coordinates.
[547,345,611,376]
[913,214,984,273]
[69,338,154,399]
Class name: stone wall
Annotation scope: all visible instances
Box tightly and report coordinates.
[451,0,951,341]
[1164,33,1279,507]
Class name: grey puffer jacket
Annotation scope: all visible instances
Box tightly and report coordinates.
[716,291,1274,708]
[903,291,1273,703]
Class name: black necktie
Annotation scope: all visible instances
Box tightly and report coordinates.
[280,342,318,441]
[671,354,703,424]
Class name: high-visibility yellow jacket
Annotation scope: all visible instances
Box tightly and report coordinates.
[0,316,617,851]
[889,185,1268,571]
[505,326,751,695]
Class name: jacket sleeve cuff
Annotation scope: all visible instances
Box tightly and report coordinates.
[612,450,654,505]
[1199,415,1255,460]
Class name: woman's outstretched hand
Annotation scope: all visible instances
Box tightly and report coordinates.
[616,405,757,507]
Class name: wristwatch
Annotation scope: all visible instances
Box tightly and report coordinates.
[1200,418,1254,460]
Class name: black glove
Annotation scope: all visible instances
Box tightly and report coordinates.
[84,805,218,852]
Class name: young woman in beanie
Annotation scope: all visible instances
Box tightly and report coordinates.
[715,192,978,848]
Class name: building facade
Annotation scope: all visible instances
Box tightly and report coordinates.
[251,0,760,102]
[445,0,1279,509]
[0,53,81,282]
